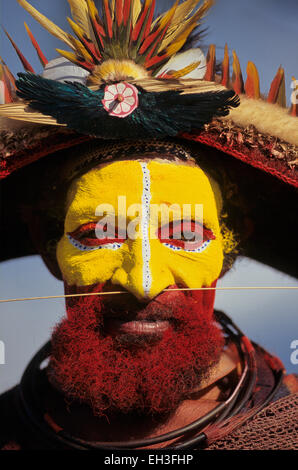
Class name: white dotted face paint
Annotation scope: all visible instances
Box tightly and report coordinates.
[163,239,212,253]
[67,234,123,252]
[140,163,152,297]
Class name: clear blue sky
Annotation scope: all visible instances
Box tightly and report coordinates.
[0,1,297,392]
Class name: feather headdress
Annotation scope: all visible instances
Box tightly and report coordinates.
[0,0,297,277]
[0,0,239,139]
[0,0,297,188]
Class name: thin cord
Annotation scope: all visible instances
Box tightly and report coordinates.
[0,286,298,304]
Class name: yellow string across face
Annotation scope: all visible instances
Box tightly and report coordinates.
[57,159,224,300]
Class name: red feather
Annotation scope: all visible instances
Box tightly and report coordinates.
[116,0,124,27]
[139,15,172,56]
[87,5,105,49]
[103,0,113,38]
[0,65,13,103]
[68,19,102,64]
[24,23,48,67]
[143,0,155,38]
[145,52,168,69]
[123,0,132,26]
[131,0,154,43]
[71,57,94,72]
[0,57,16,90]
[78,36,102,63]
[3,28,35,73]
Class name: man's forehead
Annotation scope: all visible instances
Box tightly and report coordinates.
[68,158,207,195]
[65,158,223,217]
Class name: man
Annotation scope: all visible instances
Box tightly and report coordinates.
[0,0,297,450]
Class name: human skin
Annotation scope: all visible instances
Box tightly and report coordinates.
[49,157,229,426]
[57,158,224,302]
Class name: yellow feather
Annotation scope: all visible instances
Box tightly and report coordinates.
[68,37,93,62]
[89,59,148,85]
[169,61,201,78]
[86,0,99,22]
[159,0,214,52]
[131,78,226,94]
[17,0,75,49]
[110,0,116,21]
[171,0,208,25]
[67,16,86,39]
[67,0,96,42]
[0,103,62,126]
[152,0,198,28]
[165,23,198,58]
[132,0,142,26]
[56,48,82,66]
[157,0,179,30]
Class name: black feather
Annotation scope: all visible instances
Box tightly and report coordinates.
[16,73,239,140]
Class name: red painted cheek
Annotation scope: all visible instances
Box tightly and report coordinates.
[50,278,223,416]
[64,280,218,321]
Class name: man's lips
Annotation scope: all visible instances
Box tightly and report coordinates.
[104,318,171,336]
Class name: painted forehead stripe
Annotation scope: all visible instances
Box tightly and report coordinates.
[140,163,152,298]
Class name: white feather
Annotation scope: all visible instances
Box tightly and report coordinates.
[42,57,90,84]
[158,48,207,79]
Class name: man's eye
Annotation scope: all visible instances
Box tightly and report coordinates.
[79,229,98,239]
[67,222,126,250]
[158,221,215,252]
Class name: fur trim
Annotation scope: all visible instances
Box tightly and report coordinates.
[183,118,298,188]
[223,96,298,148]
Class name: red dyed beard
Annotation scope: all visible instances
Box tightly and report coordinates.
[48,282,224,417]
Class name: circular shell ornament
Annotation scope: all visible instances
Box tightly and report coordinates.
[102,82,139,118]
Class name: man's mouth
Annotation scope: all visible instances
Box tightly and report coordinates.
[104,318,171,336]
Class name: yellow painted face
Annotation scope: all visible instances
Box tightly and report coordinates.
[57,160,224,300]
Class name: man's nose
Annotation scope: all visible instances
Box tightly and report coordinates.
[111,238,175,301]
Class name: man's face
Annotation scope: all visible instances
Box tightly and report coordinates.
[57,159,224,298]
[50,158,225,415]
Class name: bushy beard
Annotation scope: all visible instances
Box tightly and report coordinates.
[48,284,224,417]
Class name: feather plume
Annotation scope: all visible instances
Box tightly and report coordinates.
[245,61,260,99]
[67,36,94,64]
[17,0,75,49]
[232,50,244,95]
[132,0,142,26]
[139,1,178,60]
[267,67,286,107]
[14,72,239,139]
[24,22,48,67]
[16,0,215,78]
[157,48,206,80]
[86,0,106,50]
[167,61,201,78]
[131,78,226,94]
[56,49,94,72]
[0,102,61,126]
[0,66,13,103]
[0,57,16,91]
[158,0,214,51]
[67,0,96,42]
[67,17,101,63]
[3,28,35,73]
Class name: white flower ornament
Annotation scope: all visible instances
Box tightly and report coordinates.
[102,82,139,118]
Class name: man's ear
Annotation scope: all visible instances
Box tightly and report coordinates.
[219,215,255,279]
[21,205,63,280]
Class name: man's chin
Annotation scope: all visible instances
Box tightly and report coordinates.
[48,285,224,416]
